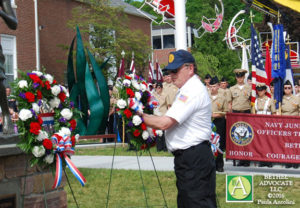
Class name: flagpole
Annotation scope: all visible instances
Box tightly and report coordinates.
[174,0,187,50]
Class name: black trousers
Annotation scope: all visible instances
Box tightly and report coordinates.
[173,141,217,208]
[213,117,226,169]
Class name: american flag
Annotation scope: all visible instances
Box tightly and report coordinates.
[148,59,154,83]
[250,24,271,106]
[155,59,163,82]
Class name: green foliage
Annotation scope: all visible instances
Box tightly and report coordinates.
[68,0,151,77]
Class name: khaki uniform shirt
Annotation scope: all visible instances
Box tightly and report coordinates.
[281,95,300,116]
[219,88,231,103]
[163,82,178,108]
[153,91,168,115]
[254,96,275,114]
[210,92,228,115]
[229,84,251,111]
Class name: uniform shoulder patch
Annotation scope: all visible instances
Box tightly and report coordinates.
[178,94,188,102]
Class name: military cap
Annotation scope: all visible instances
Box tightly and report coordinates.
[247,74,252,80]
[233,68,247,74]
[284,80,292,86]
[220,77,227,82]
[164,50,195,71]
[205,73,212,79]
[209,76,219,85]
[256,83,267,91]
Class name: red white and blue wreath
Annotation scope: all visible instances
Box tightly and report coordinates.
[115,74,163,150]
[13,70,86,189]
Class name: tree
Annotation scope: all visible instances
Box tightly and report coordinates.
[68,0,151,78]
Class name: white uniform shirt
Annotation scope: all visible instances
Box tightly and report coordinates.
[165,75,212,152]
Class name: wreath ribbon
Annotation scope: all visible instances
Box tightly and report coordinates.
[51,134,86,189]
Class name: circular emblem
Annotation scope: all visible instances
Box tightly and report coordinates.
[169,54,174,63]
[230,121,254,146]
[228,176,252,200]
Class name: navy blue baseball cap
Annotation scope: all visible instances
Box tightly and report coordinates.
[164,50,195,71]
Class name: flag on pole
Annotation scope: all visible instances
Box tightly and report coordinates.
[284,46,295,94]
[155,59,163,82]
[265,43,272,87]
[250,24,271,106]
[117,55,125,78]
[130,55,136,75]
[241,44,249,84]
[272,24,286,109]
[148,59,154,83]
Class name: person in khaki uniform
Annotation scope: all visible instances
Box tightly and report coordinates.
[229,68,251,167]
[162,72,178,109]
[282,80,300,116]
[253,83,275,168]
[210,77,228,172]
[254,83,275,115]
[281,80,300,169]
[229,69,251,113]
[219,77,231,103]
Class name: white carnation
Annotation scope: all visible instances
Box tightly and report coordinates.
[123,79,131,87]
[58,127,71,137]
[132,80,140,90]
[140,83,147,92]
[32,70,43,77]
[32,103,40,113]
[60,108,73,120]
[51,85,61,96]
[18,80,28,89]
[132,115,142,126]
[44,154,54,164]
[36,130,49,141]
[49,97,61,108]
[45,74,54,84]
[142,131,150,140]
[117,99,127,109]
[32,146,45,157]
[19,109,33,121]
[156,130,163,137]
[135,92,142,101]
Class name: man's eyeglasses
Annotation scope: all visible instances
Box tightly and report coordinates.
[284,87,292,90]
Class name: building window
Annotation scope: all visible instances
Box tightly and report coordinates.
[153,36,162,49]
[163,35,175,49]
[1,34,17,86]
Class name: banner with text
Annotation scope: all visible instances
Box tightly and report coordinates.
[226,113,300,163]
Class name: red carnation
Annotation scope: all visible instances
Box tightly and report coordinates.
[123,109,132,118]
[133,129,140,137]
[37,115,43,125]
[53,80,57,84]
[71,135,76,147]
[29,122,41,135]
[37,90,42,99]
[69,119,77,130]
[42,138,53,150]
[44,81,51,90]
[126,88,135,98]
[25,92,35,103]
[125,75,132,80]
[58,92,66,103]
[141,123,147,130]
[29,74,41,84]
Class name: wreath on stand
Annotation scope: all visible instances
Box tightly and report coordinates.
[13,70,86,189]
[115,74,163,150]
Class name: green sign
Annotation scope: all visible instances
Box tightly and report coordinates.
[226,175,253,202]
